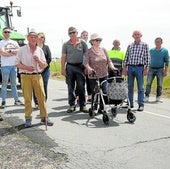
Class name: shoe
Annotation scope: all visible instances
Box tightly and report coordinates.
[137,105,144,111]
[144,96,149,102]
[14,100,23,106]
[41,118,54,126]
[0,115,3,121]
[130,105,134,108]
[34,104,39,109]
[87,98,92,103]
[25,119,32,128]
[67,106,76,113]
[156,96,161,102]
[80,106,88,113]
[1,101,6,109]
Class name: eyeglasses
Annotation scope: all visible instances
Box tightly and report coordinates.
[94,39,102,42]
[40,36,45,39]
[4,31,11,34]
[69,31,76,35]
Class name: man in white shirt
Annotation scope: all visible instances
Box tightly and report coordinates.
[0,27,22,108]
[15,28,53,127]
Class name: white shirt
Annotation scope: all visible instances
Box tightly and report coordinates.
[0,39,19,67]
[15,44,46,73]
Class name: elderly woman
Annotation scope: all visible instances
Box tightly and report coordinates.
[84,33,117,107]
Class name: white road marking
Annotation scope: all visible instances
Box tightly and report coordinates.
[144,111,170,119]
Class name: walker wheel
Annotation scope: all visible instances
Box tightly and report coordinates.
[111,108,117,118]
[103,114,109,125]
[89,108,95,118]
[127,111,136,123]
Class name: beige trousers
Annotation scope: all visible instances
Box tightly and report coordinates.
[21,74,47,120]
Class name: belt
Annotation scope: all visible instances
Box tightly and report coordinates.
[20,72,41,75]
[128,64,144,67]
[67,62,82,66]
[150,67,163,69]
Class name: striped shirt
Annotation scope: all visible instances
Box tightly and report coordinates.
[124,41,150,66]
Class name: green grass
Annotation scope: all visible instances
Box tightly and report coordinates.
[50,58,61,72]
[50,59,170,98]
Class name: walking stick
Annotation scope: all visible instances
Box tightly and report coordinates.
[45,116,47,131]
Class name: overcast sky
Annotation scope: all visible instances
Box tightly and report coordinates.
[1,0,170,58]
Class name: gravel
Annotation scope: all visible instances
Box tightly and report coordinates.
[0,118,67,169]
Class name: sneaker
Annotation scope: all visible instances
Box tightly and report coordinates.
[144,96,149,102]
[41,118,54,126]
[80,106,88,113]
[14,100,23,106]
[34,104,39,109]
[156,96,161,102]
[67,106,76,113]
[25,119,32,128]
[137,105,144,111]
[1,101,6,109]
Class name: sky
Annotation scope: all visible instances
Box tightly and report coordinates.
[1,0,170,58]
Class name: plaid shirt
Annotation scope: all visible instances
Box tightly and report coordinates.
[124,41,150,66]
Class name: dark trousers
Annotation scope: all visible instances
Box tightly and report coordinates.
[66,64,86,107]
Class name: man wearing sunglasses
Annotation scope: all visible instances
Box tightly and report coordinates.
[0,27,23,108]
[61,27,88,113]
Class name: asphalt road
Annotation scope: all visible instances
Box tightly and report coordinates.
[1,79,170,169]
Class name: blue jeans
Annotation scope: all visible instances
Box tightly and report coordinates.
[145,68,163,97]
[33,68,50,104]
[127,66,144,107]
[1,66,19,102]
[66,64,86,107]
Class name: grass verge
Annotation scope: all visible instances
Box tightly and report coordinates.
[50,58,170,98]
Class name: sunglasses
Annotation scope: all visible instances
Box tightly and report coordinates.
[40,36,45,39]
[4,31,11,34]
[94,39,102,42]
[69,31,76,35]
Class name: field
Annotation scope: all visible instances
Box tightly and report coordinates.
[50,59,170,98]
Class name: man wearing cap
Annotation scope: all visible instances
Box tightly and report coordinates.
[0,27,23,108]
[61,26,88,113]
[15,28,53,127]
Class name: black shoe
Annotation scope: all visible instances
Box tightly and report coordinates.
[0,115,3,121]
[137,105,144,111]
[80,106,88,113]
[1,101,6,109]
[130,105,134,108]
[41,118,54,126]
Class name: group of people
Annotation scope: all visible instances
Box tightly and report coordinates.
[0,27,53,127]
[61,27,169,113]
[0,26,169,127]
